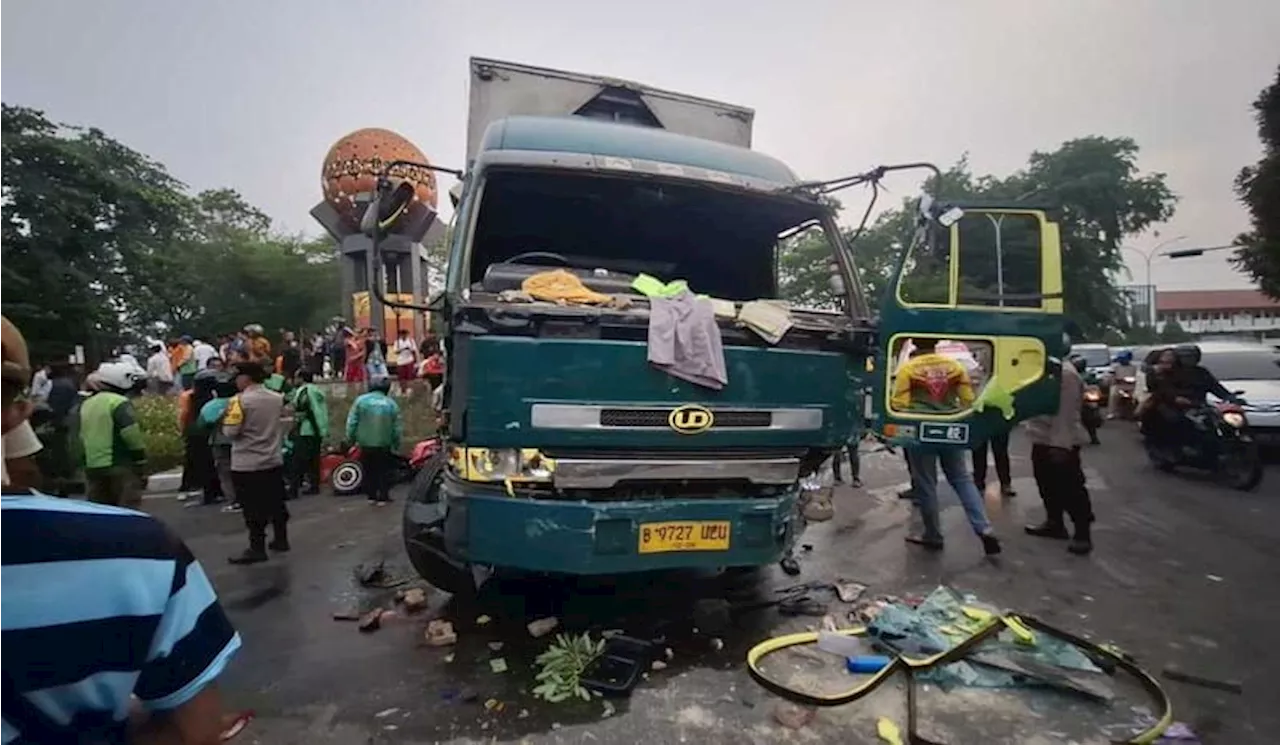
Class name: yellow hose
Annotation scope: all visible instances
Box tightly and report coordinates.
[744,614,1173,744]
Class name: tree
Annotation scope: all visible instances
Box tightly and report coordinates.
[2,105,189,361]
[1232,65,1280,299]
[1158,318,1193,343]
[2,105,340,360]
[779,141,1177,338]
[128,189,340,339]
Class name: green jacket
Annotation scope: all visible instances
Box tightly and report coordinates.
[290,383,329,439]
[78,391,147,470]
[345,391,402,450]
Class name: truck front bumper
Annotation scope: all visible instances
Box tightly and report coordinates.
[410,473,802,575]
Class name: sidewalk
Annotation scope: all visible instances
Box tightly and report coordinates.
[144,466,184,497]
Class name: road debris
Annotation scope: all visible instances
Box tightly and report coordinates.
[489,657,509,673]
[443,653,455,663]
[535,633,605,702]
[876,716,904,744]
[355,560,387,587]
[773,702,815,729]
[834,580,868,603]
[488,641,505,652]
[484,699,505,713]
[400,588,429,612]
[1161,665,1243,694]
[867,586,1104,690]
[358,608,384,633]
[424,619,457,647]
[475,614,492,626]
[651,660,668,671]
[527,616,559,638]
[601,700,616,718]
[709,638,725,651]
[518,708,530,719]
[332,610,361,622]
[374,708,400,719]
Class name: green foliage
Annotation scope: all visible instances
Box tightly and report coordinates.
[1232,65,1280,299]
[131,396,185,475]
[322,384,438,443]
[1,105,339,362]
[1158,318,1194,343]
[532,633,605,703]
[2,105,189,362]
[778,142,1178,337]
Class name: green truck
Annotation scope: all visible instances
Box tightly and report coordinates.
[393,58,1067,593]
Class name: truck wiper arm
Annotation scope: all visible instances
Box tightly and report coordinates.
[783,162,944,197]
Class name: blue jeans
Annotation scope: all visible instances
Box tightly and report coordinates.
[906,447,993,541]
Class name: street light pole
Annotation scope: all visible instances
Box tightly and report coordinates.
[1120,235,1186,326]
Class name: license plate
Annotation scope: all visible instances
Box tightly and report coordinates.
[638,521,731,554]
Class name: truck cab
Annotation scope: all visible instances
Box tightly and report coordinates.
[401,58,1066,591]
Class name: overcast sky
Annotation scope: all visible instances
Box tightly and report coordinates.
[3,0,1277,291]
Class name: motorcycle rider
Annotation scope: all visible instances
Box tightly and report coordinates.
[1144,345,1243,452]
[1167,344,1245,450]
[1073,355,1103,445]
[1107,350,1138,419]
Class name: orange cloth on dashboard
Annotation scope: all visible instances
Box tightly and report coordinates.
[521,269,611,305]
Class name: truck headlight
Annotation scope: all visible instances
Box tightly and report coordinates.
[456,448,555,483]
[1222,411,1246,429]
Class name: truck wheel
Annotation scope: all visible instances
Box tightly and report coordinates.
[330,460,364,495]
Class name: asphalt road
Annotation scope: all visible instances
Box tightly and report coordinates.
[146,424,1280,744]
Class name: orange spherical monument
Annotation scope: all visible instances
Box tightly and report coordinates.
[321,128,438,228]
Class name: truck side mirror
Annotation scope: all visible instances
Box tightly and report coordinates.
[360,181,417,236]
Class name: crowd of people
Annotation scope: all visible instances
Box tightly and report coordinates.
[138,324,445,398]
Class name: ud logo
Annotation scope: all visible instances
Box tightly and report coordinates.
[668,405,715,434]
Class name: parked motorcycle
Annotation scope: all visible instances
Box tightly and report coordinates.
[1082,384,1104,445]
[323,437,443,496]
[1144,402,1263,491]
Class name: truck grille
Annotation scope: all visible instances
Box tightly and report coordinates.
[599,408,773,428]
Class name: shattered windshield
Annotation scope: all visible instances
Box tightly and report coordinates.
[468,169,844,303]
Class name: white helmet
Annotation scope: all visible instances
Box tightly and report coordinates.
[94,362,142,391]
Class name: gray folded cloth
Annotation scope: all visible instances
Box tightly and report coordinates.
[647,290,728,390]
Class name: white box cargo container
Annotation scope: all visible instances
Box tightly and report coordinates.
[466,57,754,162]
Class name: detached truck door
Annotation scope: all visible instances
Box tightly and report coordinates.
[870,205,1067,449]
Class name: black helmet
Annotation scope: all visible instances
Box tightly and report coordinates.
[1174,344,1201,366]
[214,373,237,398]
[1068,354,1087,373]
[369,376,392,394]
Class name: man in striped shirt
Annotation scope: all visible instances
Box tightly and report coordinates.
[2,316,241,744]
